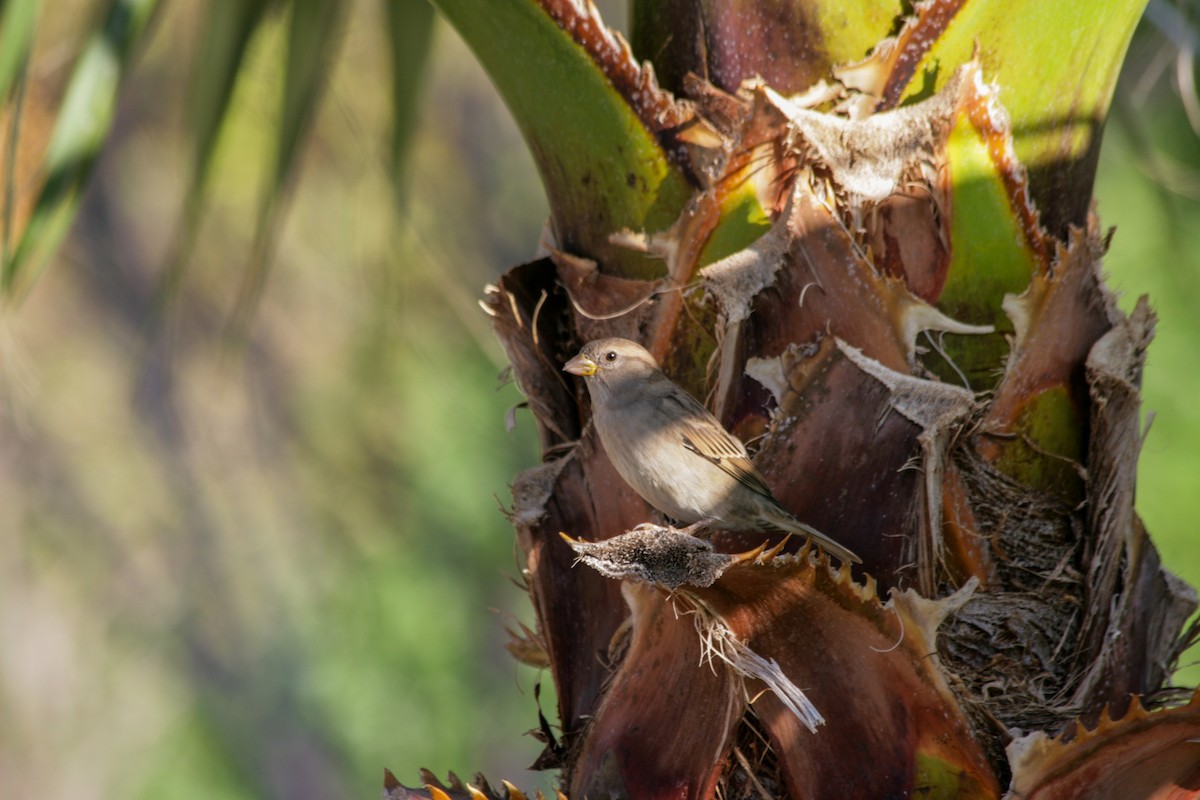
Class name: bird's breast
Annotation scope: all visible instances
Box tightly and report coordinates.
[592,402,726,524]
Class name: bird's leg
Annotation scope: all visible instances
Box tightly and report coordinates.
[679,517,719,537]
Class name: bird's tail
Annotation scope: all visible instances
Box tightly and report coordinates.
[767,507,861,565]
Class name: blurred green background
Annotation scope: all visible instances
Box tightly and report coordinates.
[0,2,1197,798]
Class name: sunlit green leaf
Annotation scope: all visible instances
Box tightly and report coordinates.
[0,0,40,268]
[813,0,904,66]
[385,0,435,193]
[188,0,276,194]
[886,0,1148,235]
[3,0,160,300]
[227,0,347,338]
[926,99,1041,388]
[0,0,39,104]
[429,0,693,279]
[696,178,772,267]
[156,0,274,308]
[274,0,344,192]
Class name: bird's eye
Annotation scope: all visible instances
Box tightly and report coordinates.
[605,351,617,362]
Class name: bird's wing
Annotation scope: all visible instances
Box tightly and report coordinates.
[663,392,774,498]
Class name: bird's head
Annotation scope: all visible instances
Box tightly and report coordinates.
[564,338,660,385]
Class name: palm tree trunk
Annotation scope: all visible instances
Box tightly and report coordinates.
[422,1,1200,797]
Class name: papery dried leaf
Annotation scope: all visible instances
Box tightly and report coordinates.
[509,451,636,735]
[549,249,662,325]
[628,87,794,371]
[976,228,1116,500]
[938,295,1196,737]
[571,581,741,800]
[695,555,1000,799]
[695,606,827,733]
[504,621,549,669]
[699,193,796,327]
[765,80,956,207]
[836,338,976,594]
[723,332,921,584]
[566,529,1000,798]
[840,0,1143,237]
[383,770,528,800]
[1008,693,1200,800]
[704,163,984,584]
[384,768,404,800]
[483,259,578,454]
[1071,298,1198,718]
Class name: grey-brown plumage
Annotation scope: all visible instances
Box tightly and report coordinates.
[564,338,860,565]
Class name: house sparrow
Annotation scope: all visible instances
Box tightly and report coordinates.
[564,338,860,565]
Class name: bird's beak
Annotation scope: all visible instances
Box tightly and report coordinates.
[564,354,597,377]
